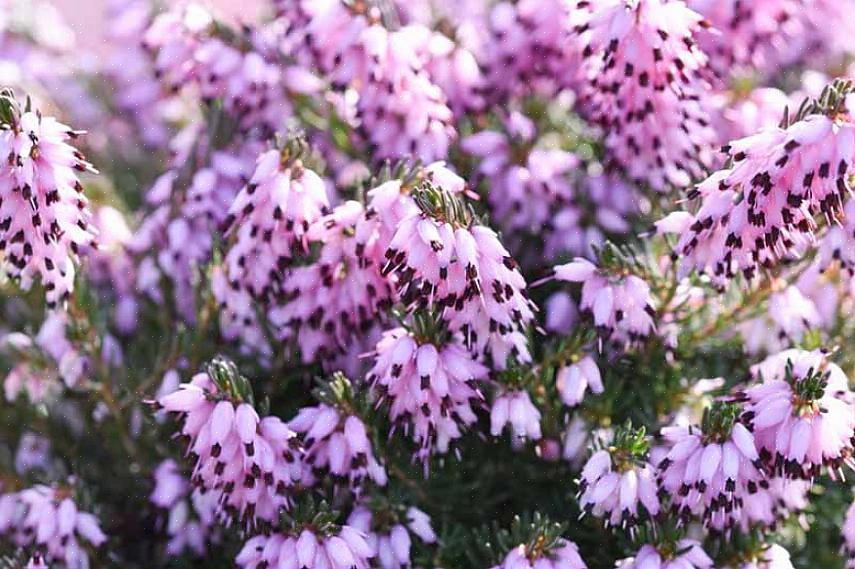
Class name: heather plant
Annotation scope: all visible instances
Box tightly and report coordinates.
[5,1,855,568]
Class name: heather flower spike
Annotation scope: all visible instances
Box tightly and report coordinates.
[658,401,765,529]
[0,88,97,307]
[383,179,535,366]
[738,349,855,480]
[671,79,855,286]
[290,373,388,491]
[549,247,656,347]
[616,539,713,569]
[574,0,717,191]
[156,356,304,527]
[578,422,659,533]
[367,310,487,463]
[236,499,375,569]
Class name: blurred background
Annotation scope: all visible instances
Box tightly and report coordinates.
[53,0,265,51]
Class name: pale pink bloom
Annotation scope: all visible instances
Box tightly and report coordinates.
[556,356,603,407]
[672,109,855,286]
[544,292,578,335]
[235,526,375,569]
[150,459,217,556]
[481,0,582,100]
[720,543,795,569]
[462,113,579,233]
[490,390,542,442]
[268,200,394,364]
[222,149,330,300]
[739,284,821,355]
[690,0,855,76]
[157,371,304,526]
[0,104,96,307]
[15,432,50,475]
[0,484,106,568]
[490,538,587,569]
[289,404,387,491]
[616,540,713,569]
[578,449,659,528]
[658,416,765,528]
[347,505,436,569]
[382,184,535,367]
[552,258,656,345]
[740,349,855,479]
[575,0,716,191]
[106,0,171,147]
[368,326,487,461]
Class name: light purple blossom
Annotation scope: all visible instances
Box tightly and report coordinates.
[616,540,713,569]
[156,371,304,526]
[236,526,375,569]
[0,484,107,568]
[739,349,855,479]
[289,403,387,491]
[367,326,487,462]
[0,101,96,307]
[490,390,542,442]
[551,258,656,345]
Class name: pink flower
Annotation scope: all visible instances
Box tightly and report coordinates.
[616,540,713,569]
[347,505,436,569]
[15,432,50,475]
[490,390,542,442]
[462,113,580,233]
[268,200,394,364]
[382,181,535,367]
[289,403,387,491]
[671,85,855,285]
[556,355,603,407]
[222,148,330,300]
[367,325,487,462]
[481,0,581,100]
[551,258,656,345]
[578,424,659,529]
[657,402,765,529]
[150,459,217,556]
[491,538,587,569]
[0,95,96,307]
[575,0,716,191]
[156,362,304,527]
[236,525,375,569]
[106,0,171,147]
[0,484,107,568]
[739,349,855,479]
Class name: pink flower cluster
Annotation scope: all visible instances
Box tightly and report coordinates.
[236,525,375,569]
[574,0,716,190]
[382,181,535,366]
[0,484,106,568]
[669,91,855,285]
[616,540,713,569]
[156,369,304,527]
[739,349,855,480]
[579,448,660,529]
[368,326,487,461]
[552,258,656,345]
[150,459,218,556]
[289,403,387,491]
[347,505,437,568]
[0,100,96,307]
